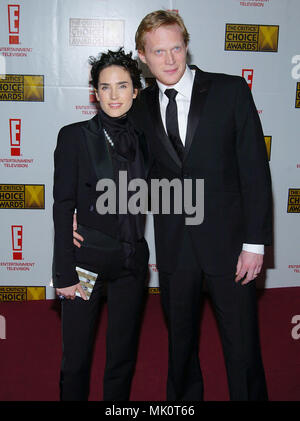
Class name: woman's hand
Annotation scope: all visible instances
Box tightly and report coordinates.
[56,283,87,300]
[73,213,84,248]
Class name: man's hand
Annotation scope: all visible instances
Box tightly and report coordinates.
[73,213,84,248]
[56,282,87,300]
[235,250,263,285]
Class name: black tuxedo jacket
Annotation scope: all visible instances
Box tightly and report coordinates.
[131,66,272,275]
[52,113,149,288]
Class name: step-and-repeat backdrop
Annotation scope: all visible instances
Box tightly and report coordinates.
[0,0,299,301]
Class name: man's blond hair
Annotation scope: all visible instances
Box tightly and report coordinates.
[135,10,190,52]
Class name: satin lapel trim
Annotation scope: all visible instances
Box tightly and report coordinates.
[145,85,182,168]
[81,115,114,181]
[184,76,212,161]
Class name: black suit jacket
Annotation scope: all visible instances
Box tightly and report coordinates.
[131,66,272,275]
[52,112,149,288]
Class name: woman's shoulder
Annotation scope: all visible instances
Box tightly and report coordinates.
[57,115,99,146]
[55,120,91,155]
[58,119,90,137]
[58,114,100,138]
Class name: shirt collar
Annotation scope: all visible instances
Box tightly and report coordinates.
[157,65,195,100]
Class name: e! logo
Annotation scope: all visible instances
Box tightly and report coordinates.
[242,69,254,90]
[9,119,21,156]
[8,5,20,45]
[11,225,23,260]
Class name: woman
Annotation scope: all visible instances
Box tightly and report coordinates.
[52,48,150,401]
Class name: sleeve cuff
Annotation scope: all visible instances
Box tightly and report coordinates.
[242,243,264,255]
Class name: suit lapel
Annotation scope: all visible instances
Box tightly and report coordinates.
[184,67,212,160]
[81,114,114,181]
[144,84,182,168]
[128,111,150,177]
[143,68,212,167]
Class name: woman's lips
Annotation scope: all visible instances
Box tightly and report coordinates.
[109,103,122,108]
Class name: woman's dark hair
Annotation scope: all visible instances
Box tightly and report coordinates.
[89,47,142,90]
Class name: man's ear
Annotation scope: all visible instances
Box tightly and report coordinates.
[138,49,147,65]
[133,88,138,99]
[94,89,99,102]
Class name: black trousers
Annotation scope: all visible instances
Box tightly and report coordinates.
[159,232,268,401]
[59,240,148,401]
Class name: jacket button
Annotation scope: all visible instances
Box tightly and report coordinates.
[89,205,94,212]
[85,182,92,188]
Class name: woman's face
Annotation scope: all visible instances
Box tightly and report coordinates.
[95,65,138,118]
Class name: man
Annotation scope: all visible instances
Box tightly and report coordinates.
[131,10,272,401]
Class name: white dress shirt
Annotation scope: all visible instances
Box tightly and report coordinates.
[156,66,264,255]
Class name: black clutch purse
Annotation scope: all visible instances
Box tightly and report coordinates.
[74,224,125,279]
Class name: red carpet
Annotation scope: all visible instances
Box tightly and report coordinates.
[0,287,300,401]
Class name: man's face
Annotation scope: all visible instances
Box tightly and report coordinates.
[95,65,138,118]
[138,24,187,86]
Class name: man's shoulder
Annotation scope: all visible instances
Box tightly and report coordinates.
[195,67,243,87]
[140,81,157,97]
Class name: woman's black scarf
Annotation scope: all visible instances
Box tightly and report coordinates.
[98,108,138,161]
[98,109,145,270]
